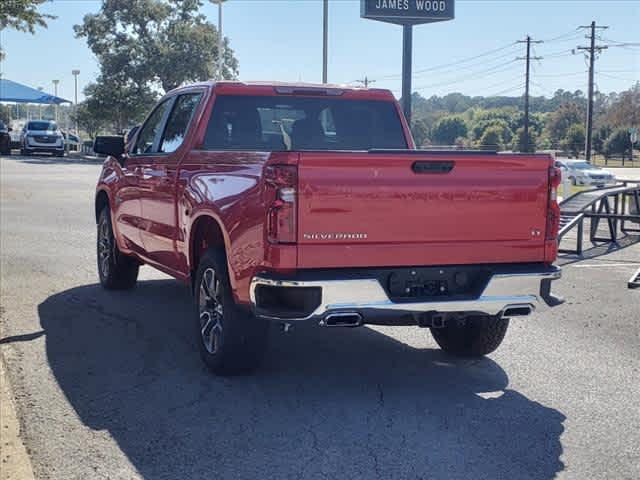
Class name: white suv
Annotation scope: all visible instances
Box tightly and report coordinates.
[20,120,65,157]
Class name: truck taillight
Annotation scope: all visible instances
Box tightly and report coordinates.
[265,165,297,244]
[546,166,562,240]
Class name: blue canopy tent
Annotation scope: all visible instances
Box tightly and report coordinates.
[0,79,70,104]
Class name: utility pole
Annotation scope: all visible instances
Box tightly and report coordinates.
[322,0,328,83]
[578,21,608,162]
[355,76,375,88]
[72,70,80,134]
[516,36,542,152]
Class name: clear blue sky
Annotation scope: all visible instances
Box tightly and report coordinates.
[0,0,638,102]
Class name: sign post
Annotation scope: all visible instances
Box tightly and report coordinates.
[361,0,455,124]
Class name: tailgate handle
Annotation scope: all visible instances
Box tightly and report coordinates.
[412,161,455,174]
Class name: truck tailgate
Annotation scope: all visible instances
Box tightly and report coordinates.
[297,152,551,268]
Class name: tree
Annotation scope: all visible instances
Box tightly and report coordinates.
[82,76,157,133]
[410,119,429,148]
[71,101,107,140]
[75,0,239,93]
[544,102,584,147]
[0,0,55,59]
[0,104,12,124]
[592,125,612,156]
[604,82,640,128]
[562,124,585,158]
[479,125,503,151]
[603,128,632,160]
[431,116,467,146]
[513,127,537,153]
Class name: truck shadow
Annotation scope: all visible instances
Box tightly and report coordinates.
[38,281,565,480]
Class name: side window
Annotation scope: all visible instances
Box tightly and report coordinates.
[159,93,203,153]
[133,99,172,155]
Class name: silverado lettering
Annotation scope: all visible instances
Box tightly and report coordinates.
[94,81,563,376]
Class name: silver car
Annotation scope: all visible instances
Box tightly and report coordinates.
[20,120,65,157]
[555,160,616,187]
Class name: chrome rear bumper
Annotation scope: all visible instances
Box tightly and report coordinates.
[250,266,562,322]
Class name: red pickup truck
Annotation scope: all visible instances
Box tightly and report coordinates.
[94,81,562,375]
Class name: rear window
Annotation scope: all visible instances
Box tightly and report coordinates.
[27,121,56,131]
[203,95,407,151]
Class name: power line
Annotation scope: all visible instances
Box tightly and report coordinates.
[375,42,518,80]
[413,74,523,93]
[541,28,581,43]
[597,72,639,83]
[535,71,588,78]
[412,60,520,90]
[483,83,527,97]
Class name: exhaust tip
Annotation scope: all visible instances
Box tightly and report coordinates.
[502,305,533,317]
[320,312,363,327]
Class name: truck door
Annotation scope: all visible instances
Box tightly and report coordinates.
[126,97,174,265]
[139,92,204,276]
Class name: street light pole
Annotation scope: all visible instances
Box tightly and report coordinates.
[322,0,328,83]
[211,0,227,80]
[72,70,80,134]
[52,79,60,123]
[37,87,43,119]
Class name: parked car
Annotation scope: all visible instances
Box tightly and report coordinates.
[62,131,81,152]
[93,81,563,375]
[20,120,65,156]
[0,120,11,155]
[555,159,616,187]
[9,120,25,149]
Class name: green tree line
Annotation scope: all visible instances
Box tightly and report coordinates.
[409,84,639,159]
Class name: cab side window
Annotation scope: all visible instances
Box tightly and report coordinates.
[160,93,203,153]
[133,99,172,155]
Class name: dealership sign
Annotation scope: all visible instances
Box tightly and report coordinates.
[361,0,455,25]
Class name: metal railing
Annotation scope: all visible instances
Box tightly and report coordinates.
[558,180,640,255]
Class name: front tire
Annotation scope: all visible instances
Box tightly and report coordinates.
[97,207,139,290]
[194,248,268,375]
[431,315,509,357]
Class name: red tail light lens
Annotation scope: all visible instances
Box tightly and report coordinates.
[546,166,562,240]
[265,165,297,244]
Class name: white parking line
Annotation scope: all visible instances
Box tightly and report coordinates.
[570,263,640,268]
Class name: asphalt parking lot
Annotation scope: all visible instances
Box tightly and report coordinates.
[1,154,639,480]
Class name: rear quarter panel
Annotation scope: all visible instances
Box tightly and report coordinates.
[177,151,297,304]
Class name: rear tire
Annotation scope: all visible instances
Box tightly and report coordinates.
[97,207,139,290]
[430,315,509,357]
[194,248,268,375]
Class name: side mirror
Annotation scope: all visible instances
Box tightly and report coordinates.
[93,136,125,157]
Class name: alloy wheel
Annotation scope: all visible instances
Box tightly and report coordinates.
[199,267,224,354]
[98,217,111,277]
